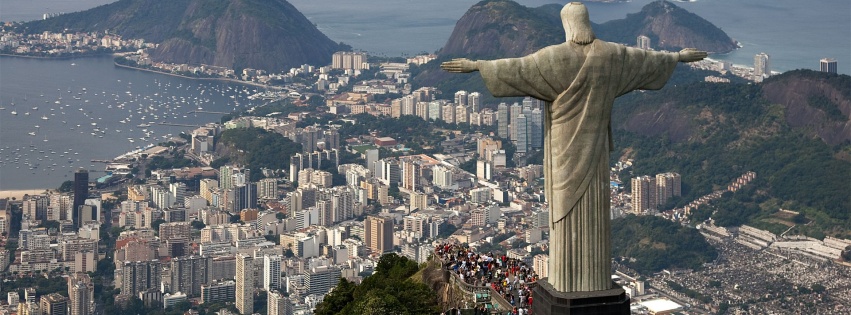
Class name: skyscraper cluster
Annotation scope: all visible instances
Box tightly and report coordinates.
[499,97,544,153]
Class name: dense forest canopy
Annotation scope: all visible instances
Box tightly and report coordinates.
[612,215,718,273]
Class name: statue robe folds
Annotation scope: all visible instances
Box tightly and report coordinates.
[478,40,678,292]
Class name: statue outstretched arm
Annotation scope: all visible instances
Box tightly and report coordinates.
[677,48,708,63]
[441,58,480,73]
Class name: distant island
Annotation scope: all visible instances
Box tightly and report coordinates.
[14,0,345,72]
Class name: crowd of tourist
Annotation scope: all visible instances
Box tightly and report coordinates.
[435,243,538,314]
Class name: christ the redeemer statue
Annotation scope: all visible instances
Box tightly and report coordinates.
[442,2,706,293]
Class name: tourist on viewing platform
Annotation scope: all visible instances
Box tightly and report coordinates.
[435,243,538,314]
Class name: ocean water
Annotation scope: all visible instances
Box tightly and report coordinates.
[1,0,848,190]
[0,56,256,190]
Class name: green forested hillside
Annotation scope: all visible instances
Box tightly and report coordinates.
[612,70,851,238]
[314,254,439,315]
[612,215,718,273]
[214,128,302,181]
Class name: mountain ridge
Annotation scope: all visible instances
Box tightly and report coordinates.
[20,0,344,72]
[611,70,851,237]
[413,0,738,101]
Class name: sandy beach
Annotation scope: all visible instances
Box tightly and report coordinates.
[0,189,53,200]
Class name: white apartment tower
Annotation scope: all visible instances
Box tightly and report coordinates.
[454,90,468,106]
[263,254,283,292]
[637,35,651,50]
[236,254,254,315]
[468,92,481,112]
[509,102,522,141]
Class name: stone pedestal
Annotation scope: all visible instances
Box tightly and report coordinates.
[531,280,630,315]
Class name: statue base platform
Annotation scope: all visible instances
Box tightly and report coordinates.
[531,280,630,315]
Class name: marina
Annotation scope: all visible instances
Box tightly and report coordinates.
[0,56,260,190]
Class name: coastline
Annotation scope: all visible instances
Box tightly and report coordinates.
[2,52,281,90]
[0,189,53,200]
[0,52,116,60]
[113,62,283,90]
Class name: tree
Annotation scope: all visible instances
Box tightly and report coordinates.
[388,183,400,199]
[459,158,477,174]
[151,219,166,232]
[190,220,206,230]
[315,254,439,315]
[58,180,74,192]
[314,278,356,315]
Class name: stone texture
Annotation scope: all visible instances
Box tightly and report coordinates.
[531,280,630,315]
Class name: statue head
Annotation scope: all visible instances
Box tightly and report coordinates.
[561,2,595,45]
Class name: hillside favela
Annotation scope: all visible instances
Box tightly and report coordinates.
[0,0,848,314]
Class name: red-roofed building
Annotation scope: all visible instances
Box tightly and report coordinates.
[374,137,397,147]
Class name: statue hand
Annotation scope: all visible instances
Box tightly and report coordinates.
[441,58,479,73]
[678,48,708,62]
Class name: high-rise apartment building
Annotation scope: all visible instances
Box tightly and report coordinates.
[637,35,651,50]
[68,273,93,315]
[304,266,342,295]
[631,176,657,214]
[509,102,522,141]
[428,101,443,121]
[73,169,89,229]
[235,254,254,315]
[820,58,838,74]
[754,52,770,80]
[159,221,191,241]
[432,165,454,189]
[268,290,292,315]
[530,108,543,149]
[258,178,278,200]
[200,280,236,305]
[118,260,161,296]
[377,159,400,186]
[454,90,468,106]
[365,215,393,253]
[40,293,68,315]
[409,192,428,212]
[219,166,250,191]
[263,254,282,292]
[456,104,469,124]
[515,113,529,153]
[169,256,212,297]
[533,254,549,279]
[497,103,509,139]
[468,92,481,112]
[366,148,379,176]
[655,172,682,207]
[331,51,367,70]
